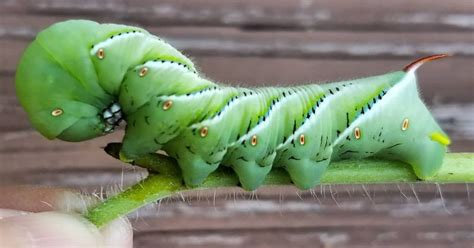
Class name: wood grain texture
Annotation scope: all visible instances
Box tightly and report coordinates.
[1,0,473,31]
[0,1,473,247]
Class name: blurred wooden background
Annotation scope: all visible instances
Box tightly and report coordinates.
[0,1,473,247]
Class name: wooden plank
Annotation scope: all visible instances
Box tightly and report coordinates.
[1,0,473,31]
[133,227,474,248]
[2,14,474,57]
[2,22,474,60]
[147,28,474,59]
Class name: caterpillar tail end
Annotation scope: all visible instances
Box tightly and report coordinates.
[408,132,451,180]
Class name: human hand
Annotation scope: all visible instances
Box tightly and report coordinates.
[0,186,132,247]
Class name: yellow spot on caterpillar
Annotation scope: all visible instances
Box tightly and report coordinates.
[200,126,208,137]
[139,67,149,77]
[96,48,105,59]
[401,118,409,131]
[430,132,451,146]
[299,134,305,145]
[162,100,173,110]
[354,127,361,140]
[251,135,258,146]
[51,108,63,117]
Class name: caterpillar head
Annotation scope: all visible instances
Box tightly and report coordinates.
[15,42,121,141]
[15,20,121,142]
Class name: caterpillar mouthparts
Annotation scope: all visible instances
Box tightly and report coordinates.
[102,102,123,133]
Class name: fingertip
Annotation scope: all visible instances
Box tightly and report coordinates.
[0,212,102,247]
[0,211,133,248]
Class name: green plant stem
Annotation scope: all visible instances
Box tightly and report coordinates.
[85,143,474,228]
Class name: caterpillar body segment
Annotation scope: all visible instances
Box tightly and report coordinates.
[121,86,237,161]
[15,20,450,190]
[163,87,278,188]
[90,31,196,96]
[119,60,210,115]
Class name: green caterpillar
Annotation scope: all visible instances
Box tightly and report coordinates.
[16,20,451,190]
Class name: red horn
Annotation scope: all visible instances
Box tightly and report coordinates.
[403,54,451,72]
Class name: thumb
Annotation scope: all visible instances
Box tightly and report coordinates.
[0,211,132,248]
